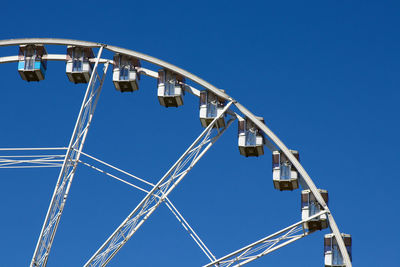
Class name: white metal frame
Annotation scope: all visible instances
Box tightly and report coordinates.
[75,151,216,262]
[204,210,328,267]
[0,38,351,267]
[0,148,67,169]
[75,151,217,262]
[84,102,235,266]
[30,46,108,267]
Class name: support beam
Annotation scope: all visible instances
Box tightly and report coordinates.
[0,38,351,266]
[75,152,216,262]
[78,159,152,195]
[233,102,352,267]
[84,102,235,267]
[204,211,328,267]
[164,197,216,262]
[0,155,64,168]
[75,151,216,263]
[0,148,67,169]
[30,47,109,267]
[77,150,155,188]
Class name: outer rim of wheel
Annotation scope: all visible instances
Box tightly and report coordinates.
[0,37,352,266]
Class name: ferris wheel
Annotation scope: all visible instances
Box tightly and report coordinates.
[0,38,352,267]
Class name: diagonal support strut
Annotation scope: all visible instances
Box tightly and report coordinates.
[203,210,329,267]
[84,101,235,267]
[31,47,109,267]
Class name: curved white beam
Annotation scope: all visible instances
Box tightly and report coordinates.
[0,38,351,267]
[0,38,102,48]
[0,38,233,101]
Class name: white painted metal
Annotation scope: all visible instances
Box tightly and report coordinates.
[204,210,329,267]
[76,153,216,263]
[272,150,300,191]
[238,116,265,157]
[0,55,19,63]
[18,45,47,82]
[0,155,64,168]
[66,46,93,84]
[78,160,152,195]
[84,102,235,267]
[324,233,352,267]
[112,54,140,92]
[164,197,217,262]
[0,147,67,151]
[0,54,110,64]
[30,47,108,267]
[0,148,67,168]
[199,90,227,128]
[0,38,351,266]
[77,150,155,187]
[233,103,351,267]
[157,69,184,107]
[302,189,329,231]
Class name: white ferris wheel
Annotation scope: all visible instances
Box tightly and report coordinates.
[0,38,352,267]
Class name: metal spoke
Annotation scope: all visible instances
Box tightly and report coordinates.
[77,150,155,187]
[164,197,217,262]
[78,160,152,195]
[31,47,109,267]
[0,148,67,168]
[0,155,64,168]
[75,154,215,261]
[203,210,328,267]
[0,38,352,267]
[84,102,235,267]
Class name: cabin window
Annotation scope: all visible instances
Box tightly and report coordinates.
[164,73,175,96]
[120,67,129,80]
[206,93,218,118]
[24,46,36,70]
[309,201,320,216]
[280,163,291,180]
[245,128,257,146]
[72,49,83,72]
[332,240,344,265]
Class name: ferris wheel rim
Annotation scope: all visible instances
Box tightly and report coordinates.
[0,37,351,267]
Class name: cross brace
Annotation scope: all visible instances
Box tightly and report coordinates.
[84,102,235,266]
[204,210,329,267]
[31,47,109,267]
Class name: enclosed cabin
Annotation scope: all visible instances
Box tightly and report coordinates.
[199,90,226,128]
[157,69,184,107]
[238,116,265,157]
[18,45,47,82]
[113,54,140,92]
[324,233,352,267]
[301,189,329,231]
[66,46,94,84]
[272,150,299,191]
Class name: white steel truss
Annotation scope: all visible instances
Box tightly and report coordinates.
[84,102,235,267]
[77,159,153,195]
[0,148,66,169]
[0,38,352,267]
[74,151,216,262]
[77,150,155,191]
[75,152,217,262]
[204,210,329,267]
[31,47,109,267]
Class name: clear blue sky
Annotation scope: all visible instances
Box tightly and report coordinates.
[0,1,398,266]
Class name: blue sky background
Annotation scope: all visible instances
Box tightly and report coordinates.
[0,1,398,266]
